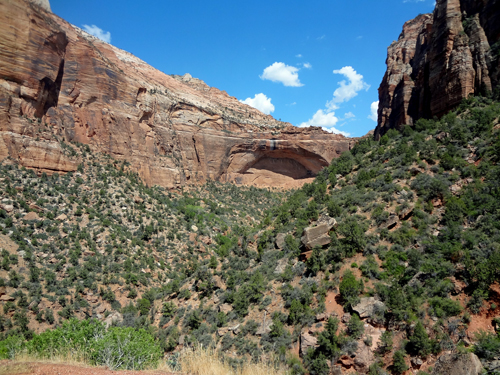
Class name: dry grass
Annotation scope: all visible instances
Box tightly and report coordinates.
[159,346,288,375]
[8,350,91,367]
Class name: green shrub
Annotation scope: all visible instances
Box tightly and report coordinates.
[339,270,363,308]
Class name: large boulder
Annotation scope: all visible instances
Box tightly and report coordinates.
[300,330,318,356]
[353,297,386,319]
[301,215,337,250]
[432,352,483,375]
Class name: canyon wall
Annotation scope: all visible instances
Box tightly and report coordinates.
[376,0,500,138]
[0,0,355,189]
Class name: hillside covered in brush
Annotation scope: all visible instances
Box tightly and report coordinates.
[1,95,500,374]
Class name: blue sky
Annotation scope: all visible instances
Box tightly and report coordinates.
[51,0,435,137]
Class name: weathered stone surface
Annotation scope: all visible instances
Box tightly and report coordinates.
[301,215,337,250]
[353,297,387,319]
[0,0,356,189]
[376,0,500,138]
[300,331,318,356]
[432,352,483,375]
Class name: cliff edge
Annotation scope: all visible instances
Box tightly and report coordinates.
[376,0,500,138]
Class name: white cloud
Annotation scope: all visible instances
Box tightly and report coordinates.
[327,66,370,110]
[344,112,355,119]
[317,35,326,40]
[240,93,275,115]
[82,24,111,43]
[296,54,302,58]
[260,62,303,87]
[298,109,349,136]
[303,62,312,69]
[369,101,379,121]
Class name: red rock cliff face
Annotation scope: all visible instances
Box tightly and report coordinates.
[0,0,355,189]
[376,0,500,138]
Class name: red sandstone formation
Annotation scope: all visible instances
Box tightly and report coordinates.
[376,0,500,138]
[0,0,355,189]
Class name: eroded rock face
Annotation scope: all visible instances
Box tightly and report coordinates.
[0,0,355,188]
[376,0,500,138]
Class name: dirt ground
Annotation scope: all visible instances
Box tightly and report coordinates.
[0,361,175,375]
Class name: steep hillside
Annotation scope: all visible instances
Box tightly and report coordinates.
[376,0,500,138]
[1,96,500,374]
[0,0,355,189]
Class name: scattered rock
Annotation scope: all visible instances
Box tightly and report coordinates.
[432,352,483,375]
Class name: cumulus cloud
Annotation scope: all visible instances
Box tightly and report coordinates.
[327,66,369,110]
[260,62,303,87]
[344,112,355,119]
[298,109,349,136]
[303,62,312,69]
[369,101,379,121]
[240,93,275,115]
[82,24,111,43]
[296,54,302,58]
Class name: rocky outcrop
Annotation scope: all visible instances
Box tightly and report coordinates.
[0,0,355,189]
[376,0,500,138]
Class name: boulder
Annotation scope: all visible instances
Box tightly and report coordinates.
[104,311,123,328]
[274,257,288,274]
[353,343,375,373]
[275,233,287,249]
[381,214,398,229]
[256,320,272,336]
[301,215,337,250]
[300,331,318,356]
[432,352,483,375]
[353,297,386,319]
[219,303,233,314]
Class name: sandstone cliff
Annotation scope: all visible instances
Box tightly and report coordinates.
[376,0,500,138]
[0,0,355,189]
